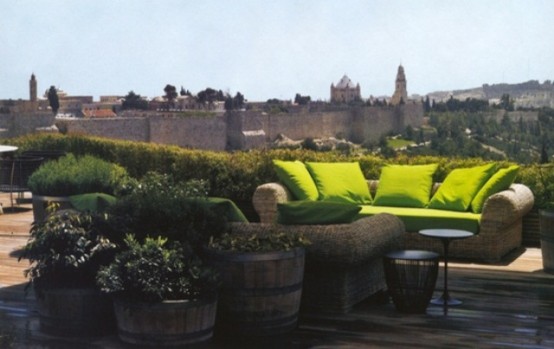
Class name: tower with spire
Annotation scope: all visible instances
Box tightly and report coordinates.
[390,65,408,105]
[30,73,37,102]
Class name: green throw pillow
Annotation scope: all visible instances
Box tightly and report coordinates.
[69,193,116,212]
[470,165,519,213]
[428,163,497,212]
[373,164,438,208]
[305,162,372,204]
[277,200,361,225]
[273,160,319,200]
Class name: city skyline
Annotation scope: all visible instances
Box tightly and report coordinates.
[1,0,553,102]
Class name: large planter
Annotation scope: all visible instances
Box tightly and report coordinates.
[36,288,115,336]
[539,209,554,274]
[113,297,217,346]
[31,194,73,222]
[206,247,305,336]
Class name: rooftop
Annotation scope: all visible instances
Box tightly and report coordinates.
[0,193,553,348]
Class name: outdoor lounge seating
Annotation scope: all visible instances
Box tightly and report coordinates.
[230,213,405,313]
[254,161,535,263]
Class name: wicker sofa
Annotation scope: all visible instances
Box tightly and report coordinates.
[229,213,405,313]
[252,180,534,263]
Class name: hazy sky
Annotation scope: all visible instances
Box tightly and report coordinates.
[1,0,552,102]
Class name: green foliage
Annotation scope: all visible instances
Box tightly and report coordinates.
[208,231,310,253]
[20,211,117,291]
[121,91,148,110]
[27,154,129,196]
[518,164,554,210]
[96,235,219,302]
[8,133,545,212]
[108,172,227,247]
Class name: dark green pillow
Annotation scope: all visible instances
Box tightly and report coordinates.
[305,162,372,204]
[373,164,438,208]
[470,165,519,213]
[428,163,497,212]
[277,200,361,225]
[273,160,319,200]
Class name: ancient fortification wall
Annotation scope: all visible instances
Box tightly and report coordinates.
[2,105,423,151]
[0,112,55,138]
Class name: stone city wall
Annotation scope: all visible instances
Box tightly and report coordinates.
[0,112,55,138]
[7,105,423,150]
[59,114,227,150]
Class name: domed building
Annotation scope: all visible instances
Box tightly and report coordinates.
[330,75,361,103]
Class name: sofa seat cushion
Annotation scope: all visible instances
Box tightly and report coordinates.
[357,205,481,234]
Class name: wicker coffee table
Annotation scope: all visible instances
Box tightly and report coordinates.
[418,229,473,307]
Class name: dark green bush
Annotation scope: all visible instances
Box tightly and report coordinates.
[108,172,227,246]
[96,235,219,302]
[20,211,117,292]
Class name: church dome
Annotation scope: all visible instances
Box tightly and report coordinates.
[336,75,357,89]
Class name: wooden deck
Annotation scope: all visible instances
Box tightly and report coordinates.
[0,193,553,348]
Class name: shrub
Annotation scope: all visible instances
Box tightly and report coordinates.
[108,172,228,247]
[27,154,129,196]
[96,235,219,302]
[208,231,310,253]
[20,211,117,292]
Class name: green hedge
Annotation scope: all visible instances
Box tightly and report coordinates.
[5,134,542,219]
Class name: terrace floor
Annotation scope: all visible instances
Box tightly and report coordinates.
[1,193,553,348]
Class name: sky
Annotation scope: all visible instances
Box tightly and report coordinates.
[1,0,553,102]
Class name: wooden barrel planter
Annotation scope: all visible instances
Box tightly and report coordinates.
[539,210,554,274]
[32,195,73,222]
[36,288,115,336]
[113,298,217,346]
[206,247,305,336]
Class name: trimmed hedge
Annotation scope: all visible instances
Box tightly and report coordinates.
[6,134,540,218]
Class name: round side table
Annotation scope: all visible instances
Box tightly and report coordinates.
[418,229,473,307]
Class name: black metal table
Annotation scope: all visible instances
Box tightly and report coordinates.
[383,250,440,313]
[418,229,473,307]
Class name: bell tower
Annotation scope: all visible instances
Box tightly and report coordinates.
[30,73,37,102]
[390,65,408,105]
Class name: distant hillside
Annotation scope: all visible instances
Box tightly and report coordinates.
[426,80,554,108]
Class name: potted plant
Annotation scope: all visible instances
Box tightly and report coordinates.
[27,154,129,222]
[205,229,310,336]
[96,234,220,346]
[19,210,118,336]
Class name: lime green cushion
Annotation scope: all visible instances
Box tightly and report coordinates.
[273,160,319,200]
[305,162,372,204]
[373,164,438,208]
[428,163,497,212]
[277,201,361,225]
[358,205,481,234]
[69,193,116,212]
[470,165,520,213]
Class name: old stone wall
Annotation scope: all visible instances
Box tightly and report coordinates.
[6,105,423,150]
[148,115,227,150]
[60,114,227,150]
[0,112,55,138]
[58,117,150,142]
